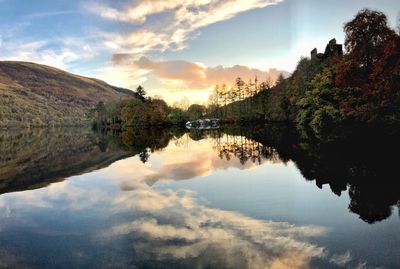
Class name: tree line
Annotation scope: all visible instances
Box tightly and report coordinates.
[91,86,211,129]
[208,9,400,137]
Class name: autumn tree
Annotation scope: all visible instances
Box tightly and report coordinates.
[344,9,395,74]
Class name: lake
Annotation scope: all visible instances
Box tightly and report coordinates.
[0,126,399,269]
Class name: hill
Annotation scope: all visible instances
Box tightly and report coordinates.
[0,61,137,127]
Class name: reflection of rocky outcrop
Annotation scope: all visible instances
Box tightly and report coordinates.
[219,124,400,224]
[0,128,176,195]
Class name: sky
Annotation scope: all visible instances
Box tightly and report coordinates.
[0,0,398,104]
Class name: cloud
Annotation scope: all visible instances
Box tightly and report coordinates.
[112,56,289,97]
[0,34,110,71]
[0,40,79,69]
[87,0,283,57]
[22,10,77,19]
[91,64,148,90]
[87,0,282,24]
[86,1,185,24]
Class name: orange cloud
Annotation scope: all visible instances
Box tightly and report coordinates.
[132,56,289,90]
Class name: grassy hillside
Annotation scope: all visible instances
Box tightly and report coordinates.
[0,61,137,127]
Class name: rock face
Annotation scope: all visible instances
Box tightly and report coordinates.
[0,61,137,127]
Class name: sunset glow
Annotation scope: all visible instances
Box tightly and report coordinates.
[0,0,398,103]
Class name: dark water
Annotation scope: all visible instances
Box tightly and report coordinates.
[0,126,399,269]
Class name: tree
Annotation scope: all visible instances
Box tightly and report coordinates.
[296,67,341,136]
[187,104,206,120]
[95,101,106,114]
[168,108,187,124]
[136,85,146,100]
[214,85,221,117]
[344,9,395,73]
[276,74,286,86]
[221,84,228,117]
[235,77,245,116]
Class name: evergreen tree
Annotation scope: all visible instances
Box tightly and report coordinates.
[136,85,146,100]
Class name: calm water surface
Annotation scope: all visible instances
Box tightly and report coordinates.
[0,127,399,269]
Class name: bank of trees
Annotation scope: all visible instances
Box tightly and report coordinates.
[297,9,400,135]
[210,9,400,136]
[92,86,210,128]
[92,86,169,129]
[207,75,287,121]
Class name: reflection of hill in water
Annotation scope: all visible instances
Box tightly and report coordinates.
[0,128,174,194]
[0,129,128,194]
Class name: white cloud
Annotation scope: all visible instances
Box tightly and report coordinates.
[0,35,109,71]
[0,40,80,69]
[22,10,77,19]
[87,0,283,58]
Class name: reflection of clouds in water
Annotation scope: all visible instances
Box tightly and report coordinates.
[107,135,275,186]
[0,180,108,233]
[330,251,352,267]
[100,182,354,269]
[0,181,106,211]
[144,152,215,183]
[0,135,382,268]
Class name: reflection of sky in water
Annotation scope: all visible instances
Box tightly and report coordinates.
[0,134,398,268]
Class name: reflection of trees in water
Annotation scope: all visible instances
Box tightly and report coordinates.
[3,125,399,224]
[220,124,400,224]
[185,128,282,165]
[96,127,179,164]
[213,133,281,165]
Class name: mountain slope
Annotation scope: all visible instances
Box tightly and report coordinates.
[0,61,137,127]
